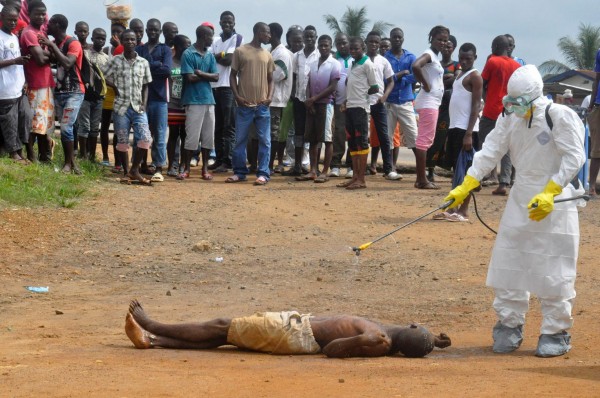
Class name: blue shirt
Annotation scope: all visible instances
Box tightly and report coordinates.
[384,49,417,104]
[595,50,600,104]
[135,43,173,102]
[180,46,217,106]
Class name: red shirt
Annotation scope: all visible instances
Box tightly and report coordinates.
[481,55,521,120]
[55,35,85,93]
[19,25,55,89]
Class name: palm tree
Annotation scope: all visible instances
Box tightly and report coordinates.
[539,23,600,76]
[323,5,393,38]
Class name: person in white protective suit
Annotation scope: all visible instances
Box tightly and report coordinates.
[444,64,586,358]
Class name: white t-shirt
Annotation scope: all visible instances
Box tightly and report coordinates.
[369,54,394,106]
[334,53,353,105]
[0,30,25,100]
[414,48,444,110]
[346,55,378,111]
[210,33,243,88]
[270,44,294,108]
[293,48,319,102]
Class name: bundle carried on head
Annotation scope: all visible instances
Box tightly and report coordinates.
[104,0,132,22]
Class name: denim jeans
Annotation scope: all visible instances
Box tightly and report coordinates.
[113,107,152,152]
[213,87,236,167]
[232,105,271,179]
[370,102,393,174]
[55,92,84,142]
[147,101,168,167]
[77,99,103,138]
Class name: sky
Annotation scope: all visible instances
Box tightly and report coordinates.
[41,0,598,71]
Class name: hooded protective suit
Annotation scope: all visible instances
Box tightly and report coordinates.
[467,65,585,333]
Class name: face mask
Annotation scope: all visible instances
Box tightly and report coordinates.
[502,95,537,117]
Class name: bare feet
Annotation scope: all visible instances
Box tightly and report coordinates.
[125,312,155,349]
[129,299,152,329]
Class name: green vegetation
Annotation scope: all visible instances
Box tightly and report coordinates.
[0,142,108,208]
[323,5,393,38]
[539,23,600,76]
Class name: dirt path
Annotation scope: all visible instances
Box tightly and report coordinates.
[1,171,599,397]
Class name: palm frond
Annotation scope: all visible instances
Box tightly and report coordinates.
[323,14,343,36]
[538,59,571,77]
[371,21,394,37]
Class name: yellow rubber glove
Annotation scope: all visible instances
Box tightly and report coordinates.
[444,175,480,209]
[528,180,562,221]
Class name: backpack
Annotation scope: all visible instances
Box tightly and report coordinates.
[61,38,107,101]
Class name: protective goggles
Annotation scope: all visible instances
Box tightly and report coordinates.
[502,95,536,114]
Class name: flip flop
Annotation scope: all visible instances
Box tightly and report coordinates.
[254,176,268,186]
[415,181,440,190]
[432,211,450,220]
[120,177,152,186]
[295,174,316,181]
[446,213,469,222]
[314,175,329,183]
[176,172,189,180]
[202,173,214,181]
[346,183,367,190]
[225,175,246,183]
[336,180,353,188]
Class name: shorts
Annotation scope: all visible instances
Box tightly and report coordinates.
[0,96,31,152]
[345,107,369,153]
[304,103,329,144]
[270,106,283,142]
[278,100,294,142]
[113,107,152,151]
[588,106,600,158]
[386,102,417,148]
[415,108,439,151]
[184,105,215,150]
[445,128,480,170]
[27,87,55,135]
[227,311,321,355]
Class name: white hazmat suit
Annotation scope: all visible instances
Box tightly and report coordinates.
[466,65,586,336]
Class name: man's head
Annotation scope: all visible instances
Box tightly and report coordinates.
[173,34,191,56]
[379,37,391,56]
[2,0,21,13]
[268,22,283,46]
[162,22,178,46]
[505,34,516,57]
[0,4,19,34]
[458,42,477,71]
[27,1,46,29]
[195,25,214,48]
[219,11,235,36]
[74,21,89,43]
[389,325,436,358]
[348,36,365,61]
[335,33,349,57]
[491,35,509,56]
[129,18,144,44]
[365,31,381,57]
[120,29,137,52]
[145,18,162,44]
[47,14,68,38]
[252,22,271,45]
[317,35,332,58]
[389,28,404,52]
[303,25,317,52]
[110,21,126,47]
[91,28,106,51]
[286,25,303,53]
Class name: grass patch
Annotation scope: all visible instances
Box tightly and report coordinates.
[0,143,109,208]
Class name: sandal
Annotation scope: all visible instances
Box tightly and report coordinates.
[336,180,353,188]
[415,181,440,190]
[446,213,469,222]
[346,183,367,190]
[432,212,450,220]
[295,174,316,181]
[202,172,214,181]
[254,176,268,186]
[167,169,178,177]
[176,172,189,180]
[314,175,330,183]
[151,172,164,182]
[120,175,152,186]
[225,175,246,183]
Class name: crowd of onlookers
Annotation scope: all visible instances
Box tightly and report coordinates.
[1,1,597,198]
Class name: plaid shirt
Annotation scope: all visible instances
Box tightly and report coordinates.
[103,54,152,115]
